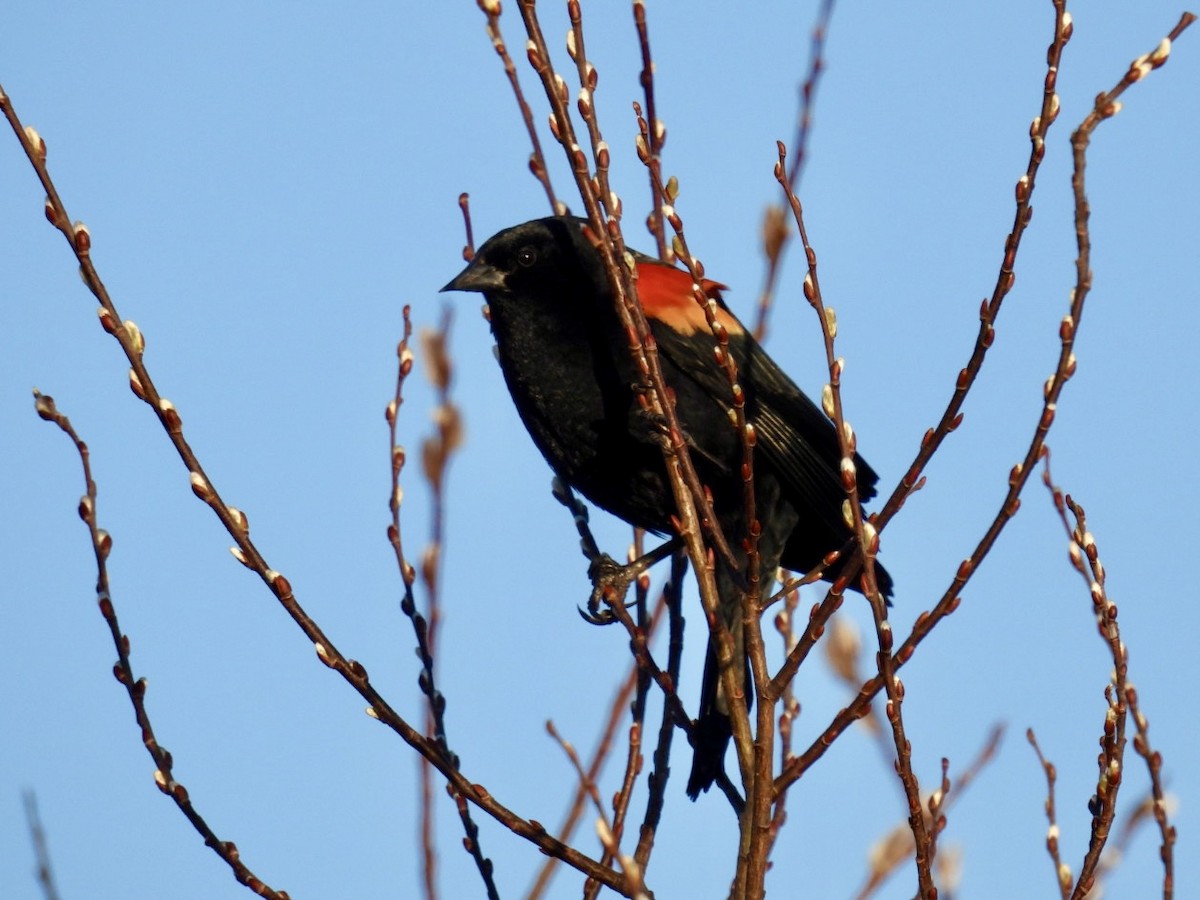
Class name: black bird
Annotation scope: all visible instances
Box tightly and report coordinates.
[444,216,891,798]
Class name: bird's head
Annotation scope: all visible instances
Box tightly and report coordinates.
[441,217,600,302]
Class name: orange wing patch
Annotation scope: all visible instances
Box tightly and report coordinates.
[634,260,743,337]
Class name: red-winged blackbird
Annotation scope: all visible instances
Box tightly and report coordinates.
[444,216,891,799]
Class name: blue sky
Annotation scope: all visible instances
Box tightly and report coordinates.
[2,3,1197,898]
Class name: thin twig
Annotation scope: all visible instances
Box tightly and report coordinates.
[925,759,951,882]
[548,721,650,900]
[856,724,1004,900]
[1044,12,1196,888]
[600,554,659,891]
[634,551,688,869]
[771,140,930,892]
[874,0,1074,534]
[1028,728,1071,899]
[1040,458,1129,899]
[631,0,668,259]
[390,304,494,899]
[530,589,667,900]
[1125,688,1175,897]
[508,10,769,865]
[474,1,558,211]
[511,8,741,783]
[767,560,845,696]
[776,3,1195,802]
[387,309,440,900]
[457,192,476,262]
[632,127,766,831]
[766,574,802,851]
[753,0,837,341]
[32,392,288,899]
[22,791,62,900]
[3,84,638,899]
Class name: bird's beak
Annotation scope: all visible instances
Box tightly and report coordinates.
[441,257,506,294]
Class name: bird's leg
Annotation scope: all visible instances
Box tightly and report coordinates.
[579,537,683,625]
[550,475,681,624]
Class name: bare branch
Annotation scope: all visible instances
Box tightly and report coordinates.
[631,0,668,259]
[772,139,930,890]
[776,3,1195,801]
[474,1,559,211]
[1125,689,1176,897]
[32,392,288,899]
[4,82,639,899]
[22,791,62,900]
[1028,728,1071,899]
[753,0,837,341]
[874,1,1074,533]
[548,721,650,899]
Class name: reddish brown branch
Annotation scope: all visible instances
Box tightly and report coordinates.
[1041,459,1129,898]
[856,724,1004,899]
[3,84,637,899]
[634,551,688,868]
[530,588,667,899]
[547,721,649,899]
[474,1,558,211]
[508,5,737,727]
[33,392,289,899]
[753,0,837,341]
[1125,688,1175,897]
[771,140,930,891]
[776,3,1195,805]
[457,192,476,262]
[632,132,766,826]
[1027,728,1071,899]
[389,307,493,899]
[1046,15,1195,887]
[873,1,1073,534]
[632,0,668,259]
[765,575,803,852]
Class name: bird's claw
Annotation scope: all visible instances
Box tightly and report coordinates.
[579,553,641,626]
[577,602,618,626]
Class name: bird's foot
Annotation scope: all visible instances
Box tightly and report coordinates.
[579,553,640,625]
[578,538,682,625]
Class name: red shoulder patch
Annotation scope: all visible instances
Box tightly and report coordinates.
[634,260,743,337]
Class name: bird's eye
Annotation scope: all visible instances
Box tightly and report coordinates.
[517,246,538,267]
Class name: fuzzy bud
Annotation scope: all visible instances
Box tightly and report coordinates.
[157,397,181,430]
[226,506,249,534]
[123,320,145,355]
[1149,37,1172,67]
[821,384,835,419]
[73,221,91,254]
[840,456,856,489]
[34,391,56,421]
[129,368,147,401]
[24,125,46,161]
[665,175,679,203]
[189,472,213,502]
[315,642,335,667]
[823,306,837,337]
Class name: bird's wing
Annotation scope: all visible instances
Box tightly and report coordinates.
[634,259,877,526]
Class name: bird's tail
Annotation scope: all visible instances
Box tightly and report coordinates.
[686,620,745,799]
[685,549,893,799]
[686,536,762,800]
